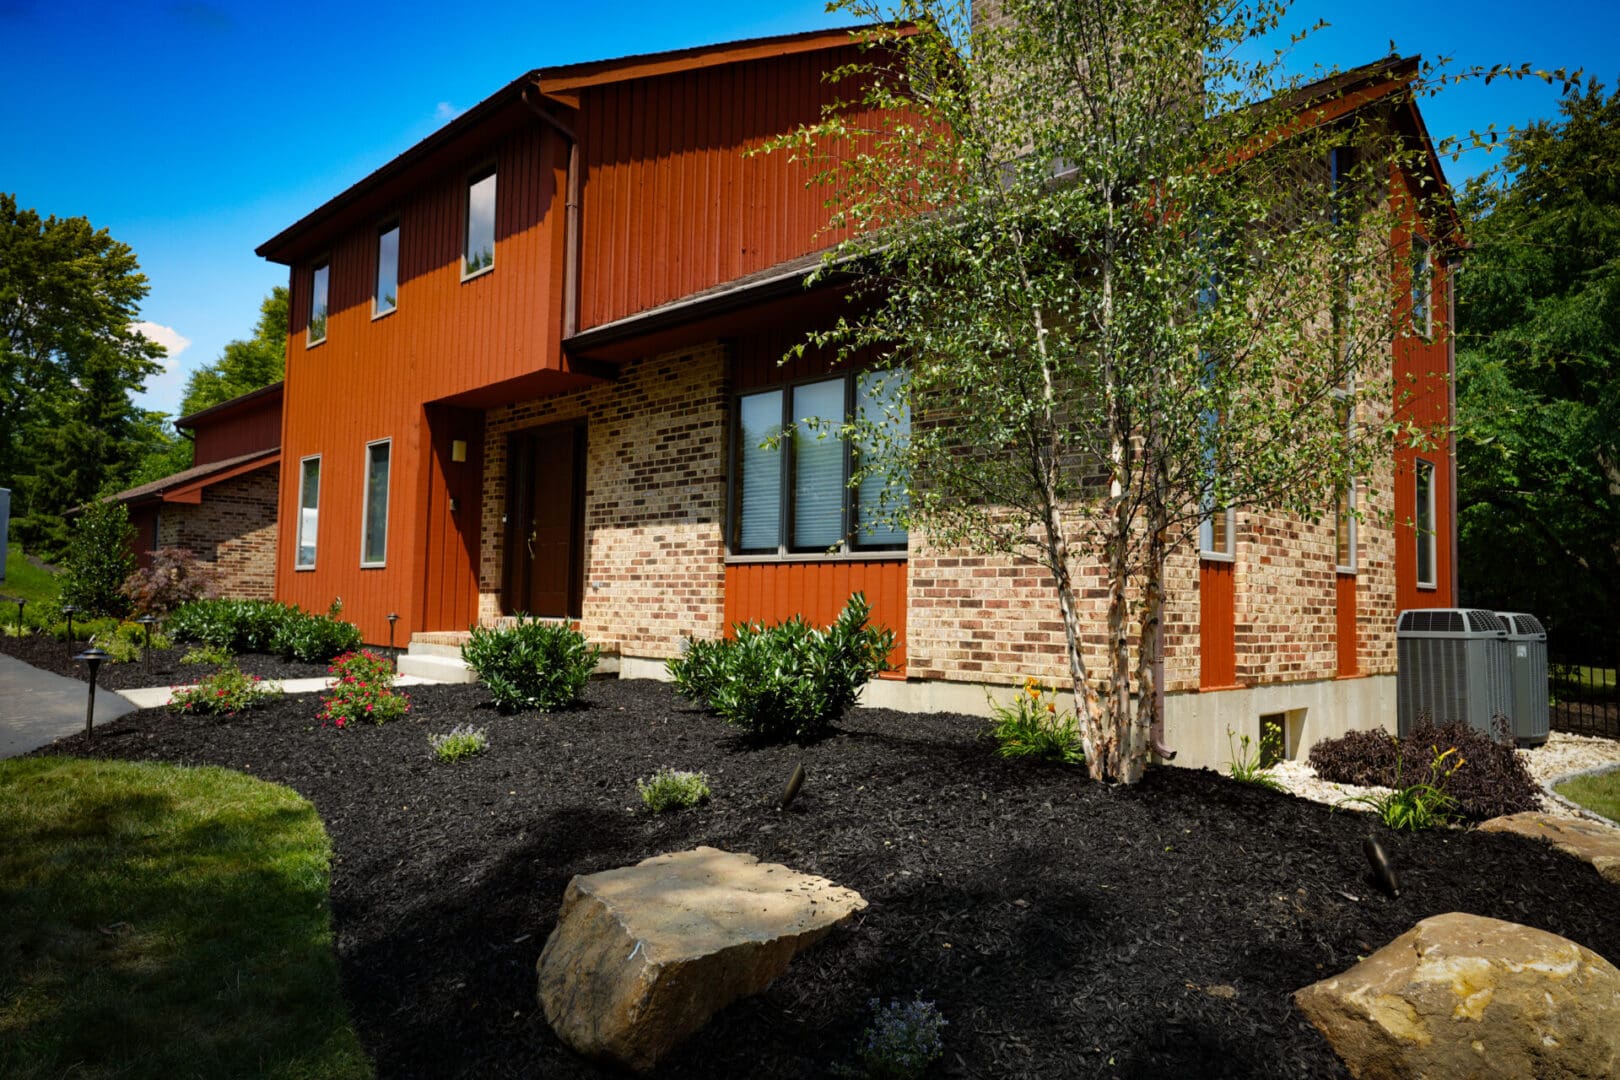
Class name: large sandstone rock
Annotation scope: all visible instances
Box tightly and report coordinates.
[1479,811,1620,885]
[1294,912,1620,1080]
[537,846,867,1072]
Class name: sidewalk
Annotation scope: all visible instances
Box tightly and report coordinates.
[116,674,442,710]
[0,651,136,758]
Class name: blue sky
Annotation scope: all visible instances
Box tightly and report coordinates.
[2,1,1615,420]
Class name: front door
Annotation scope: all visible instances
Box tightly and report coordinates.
[504,423,585,618]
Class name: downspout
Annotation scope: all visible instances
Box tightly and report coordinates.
[1447,255,1461,604]
[522,86,581,339]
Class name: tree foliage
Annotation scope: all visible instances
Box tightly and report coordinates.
[179,286,288,418]
[0,194,166,554]
[772,0,1444,781]
[1456,80,1620,661]
[58,497,135,617]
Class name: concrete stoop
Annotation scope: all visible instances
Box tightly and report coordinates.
[396,630,620,683]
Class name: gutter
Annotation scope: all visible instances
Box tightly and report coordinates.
[522,86,582,339]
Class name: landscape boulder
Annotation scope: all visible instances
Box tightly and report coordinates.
[1478,811,1620,886]
[536,846,867,1072]
[1294,912,1620,1079]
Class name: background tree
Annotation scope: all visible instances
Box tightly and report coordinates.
[1456,80,1620,665]
[57,497,135,617]
[776,0,1444,782]
[0,194,165,556]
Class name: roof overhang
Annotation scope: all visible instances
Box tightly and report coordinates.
[106,449,280,510]
[176,381,283,431]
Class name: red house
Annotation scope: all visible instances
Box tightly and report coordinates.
[255,29,1460,768]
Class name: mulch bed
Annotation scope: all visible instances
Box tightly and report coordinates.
[34,679,1620,1079]
[0,633,331,689]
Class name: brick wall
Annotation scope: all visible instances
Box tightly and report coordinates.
[154,466,279,599]
[479,344,728,657]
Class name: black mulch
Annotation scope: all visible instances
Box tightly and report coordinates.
[0,632,332,689]
[35,679,1620,1080]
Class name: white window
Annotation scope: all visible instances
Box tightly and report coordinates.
[362,439,391,567]
[375,222,399,316]
[464,165,496,278]
[296,455,320,569]
[308,261,329,346]
[1410,236,1431,339]
[730,370,909,556]
[1415,458,1436,588]
[1198,404,1234,560]
[1333,395,1356,572]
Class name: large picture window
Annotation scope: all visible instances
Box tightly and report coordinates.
[362,439,391,568]
[730,369,909,556]
[296,455,320,569]
[1415,458,1436,588]
[464,165,496,278]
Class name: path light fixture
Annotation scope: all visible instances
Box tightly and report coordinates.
[73,645,112,742]
[11,597,22,637]
[1363,835,1400,898]
[135,614,159,666]
[387,613,399,655]
[60,604,77,645]
[780,763,806,810]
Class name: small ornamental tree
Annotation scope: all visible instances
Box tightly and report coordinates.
[768,0,1560,783]
[59,498,135,617]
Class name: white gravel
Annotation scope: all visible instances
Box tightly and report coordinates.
[1256,731,1620,822]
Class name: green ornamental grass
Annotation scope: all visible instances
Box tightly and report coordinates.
[637,768,713,812]
[0,757,372,1080]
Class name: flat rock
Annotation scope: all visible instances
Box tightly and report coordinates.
[537,846,866,1072]
[1294,912,1620,1080]
[1478,812,1620,885]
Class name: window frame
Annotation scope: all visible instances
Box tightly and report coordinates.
[373,218,399,319]
[307,258,330,348]
[461,161,497,282]
[1332,385,1357,574]
[726,369,909,562]
[295,454,321,571]
[1410,234,1432,340]
[360,438,392,569]
[1199,506,1236,562]
[1415,457,1437,589]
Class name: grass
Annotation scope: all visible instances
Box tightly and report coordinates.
[1,543,60,607]
[0,757,372,1080]
[1552,665,1617,691]
[1555,767,1620,824]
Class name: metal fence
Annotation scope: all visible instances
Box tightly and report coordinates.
[1549,647,1619,739]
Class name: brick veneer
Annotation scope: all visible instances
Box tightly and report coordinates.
[479,344,729,658]
[153,465,279,599]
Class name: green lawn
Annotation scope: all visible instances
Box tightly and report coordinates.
[1,543,60,607]
[1556,767,1620,825]
[0,758,372,1080]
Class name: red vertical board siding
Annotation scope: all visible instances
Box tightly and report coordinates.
[278,121,566,644]
[1336,572,1358,676]
[1392,190,1455,615]
[418,407,485,632]
[1200,561,1237,689]
[190,392,282,465]
[723,561,907,672]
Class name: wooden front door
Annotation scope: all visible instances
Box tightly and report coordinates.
[504,423,585,618]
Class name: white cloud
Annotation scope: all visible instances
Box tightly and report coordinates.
[435,101,459,122]
[131,321,192,368]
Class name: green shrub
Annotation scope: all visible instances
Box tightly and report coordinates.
[430,724,489,763]
[856,996,947,1080]
[166,599,361,664]
[461,619,601,712]
[668,595,895,741]
[987,677,1085,765]
[181,643,232,666]
[319,650,409,727]
[637,768,712,812]
[169,665,281,716]
[271,606,362,664]
[58,499,135,617]
[1337,743,1465,831]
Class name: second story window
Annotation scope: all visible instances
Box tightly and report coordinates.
[308,261,329,346]
[375,222,399,316]
[1410,235,1431,339]
[464,165,496,278]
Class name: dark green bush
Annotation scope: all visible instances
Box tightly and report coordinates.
[166,599,360,663]
[461,619,601,712]
[1308,718,1541,821]
[667,593,895,741]
[58,499,134,617]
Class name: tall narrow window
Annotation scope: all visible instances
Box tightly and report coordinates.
[375,222,399,316]
[464,166,496,277]
[1410,236,1431,338]
[733,390,783,553]
[791,379,847,551]
[1333,396,1356,571]
[362,439,391,567]
[854,369,910,549]
[296,455,320,569]
[1415,458,1436,588]
[308,261,329,346]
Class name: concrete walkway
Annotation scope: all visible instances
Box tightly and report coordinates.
[0,652,136,758]
[116,674,442,710]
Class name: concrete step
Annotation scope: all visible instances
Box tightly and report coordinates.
[396,652,479,684]
[408,640,467,660]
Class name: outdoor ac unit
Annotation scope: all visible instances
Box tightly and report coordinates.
[1496,611,1550,747]
[1396,608,1513,738]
